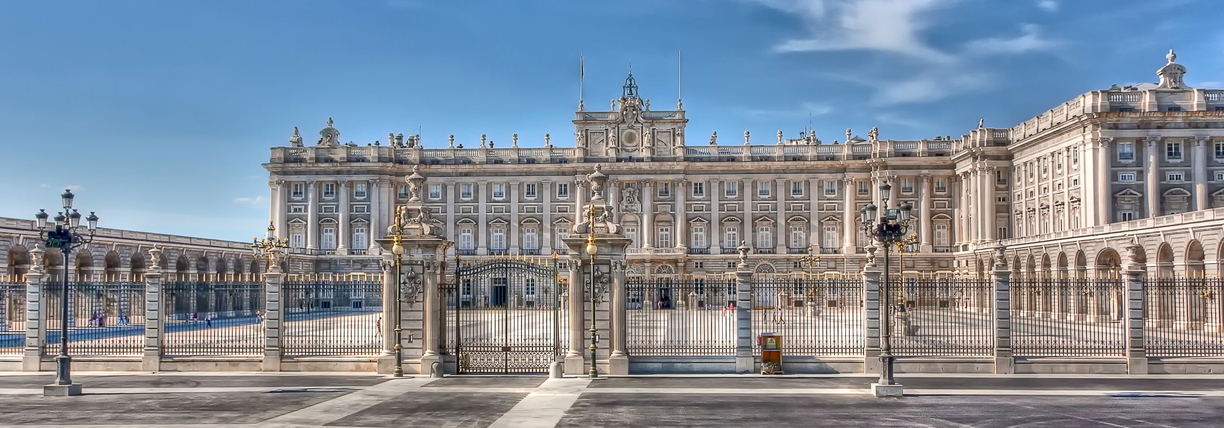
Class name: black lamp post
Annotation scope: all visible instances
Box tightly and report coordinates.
[34,189,99,391]
[585,207,600,379]
[858,182,913,388]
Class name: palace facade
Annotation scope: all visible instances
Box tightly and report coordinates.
[262,50,1224,279]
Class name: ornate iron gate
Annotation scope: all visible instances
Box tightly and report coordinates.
[447,256,562,374]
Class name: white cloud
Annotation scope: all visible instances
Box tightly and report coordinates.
[232,196,267,205]
[871,71,991,105]
[737,101,834,120]
[760,0,956,63]
[1036,0,1058,13]
[965,24,1058,55]
[874,112,926,128]
[39,184,49,188]
[64,185,84,192]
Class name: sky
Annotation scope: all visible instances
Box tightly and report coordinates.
[1,0,1222,242]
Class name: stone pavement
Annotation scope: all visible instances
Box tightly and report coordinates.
[1,372,1223,427]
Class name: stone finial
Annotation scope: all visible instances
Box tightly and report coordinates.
[318,117,340,147]
[1157,48,1190,90]
[743,130,750,146]
[644,99,650,110]
[978,118,985,129]
[709,131,717,146]
[868,127,879,142]
[777,130,783,145]
[1167,48,1177,63]
[480,134,487,148]
[289,127,303,147]
[448,134,455,148]
[994,246,1007,270]
[1124,237,1144,270]
[512,133,518,147]
[406,165,426,203]
[545,133,551,147]
[736,240,750,268]
[388,133,395,147]
[845,128,852,143]
[587,164,608,202]
[29,246,45,274]
[149,246,163,271]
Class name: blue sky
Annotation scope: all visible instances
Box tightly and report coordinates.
[1,0,1221,242]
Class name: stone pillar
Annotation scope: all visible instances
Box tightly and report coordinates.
[984,168,997,241]
[808,178,819,251]
[262,262,284,372]
[608,258,629,375]
[477,182,488,254]
[861,246,882,374]
[1095,139,1111,224]
[142,250,164,372]
[306,181,318,250]
[274,180,288,239]
[564,257,585,374]
[1146,139,1160,218]
[711,179,722,254]
[775,178,786,254]
[509,181,520,253]
[842,178,856,254]
[1124,243,1147,374]
[369,179,384,253]
[953,174,964,245]
[919,176,932,253]
[379,255,396,358]
[991,248,1013,374]
[22,255,44,372]
[734,245,754,374]
[337,181,349,255]
[675,179,687,250]
[743,178,754,249]
[542,182,553,255]
[1194,138,1209,210]
[642,181,654,248]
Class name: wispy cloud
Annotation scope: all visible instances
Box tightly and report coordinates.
[39,184,49,188]
[765,0,956,63]
[232,196,267,205]
[1036,0,1058,13]
[965,24,1059,55]
[736,101,833,120]
[64,185,85,192]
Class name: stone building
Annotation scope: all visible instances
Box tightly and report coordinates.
[262,50,1224,279]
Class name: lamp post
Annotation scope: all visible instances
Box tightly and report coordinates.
[34,189,99,394]
[585,207,600,379]
[799,245,821,306]
[388,206,409,378]
[858,182,913,389]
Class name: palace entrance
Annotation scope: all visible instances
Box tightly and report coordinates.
[447,257,565,374]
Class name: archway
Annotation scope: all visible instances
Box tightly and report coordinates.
[175,255,190,282]
[104,250,120,282]
[75,250,94,282]
[1156,243,1175,278]
[129,253,146,282]
[1186,240,1205,277]
[6,246,30,281]
[1095,248,1121,279]
[1074,250,1088,279]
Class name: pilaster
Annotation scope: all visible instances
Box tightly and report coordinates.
[142,251,164,372]
[22,261,44,372]
[262,265,284,372]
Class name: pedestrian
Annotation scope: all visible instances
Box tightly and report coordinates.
[192,312,198,323]
[375,316,382,337]
[89,313,98,327]
[255,310,263,323]
[205,313,213,327]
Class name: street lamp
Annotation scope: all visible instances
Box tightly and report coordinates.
[585,206,599,379]
[34,189,99,395]
[799,245,821,306]
[388,206,410,378]
[858,182,913,390]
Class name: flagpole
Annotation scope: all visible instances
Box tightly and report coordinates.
[579,54,585,111]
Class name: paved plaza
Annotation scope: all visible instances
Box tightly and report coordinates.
[1,373,1223,427]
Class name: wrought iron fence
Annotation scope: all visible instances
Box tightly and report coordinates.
[447,257,563,373]
[282,275,382,357]
[42,282,145,356]
[1144,276,1224,357]
[163,281,264,356]
[890,277,994,357]
[626,275,737,356]
[751,274,864,356]
[1,281,27,356]
[1011,277,1126,357]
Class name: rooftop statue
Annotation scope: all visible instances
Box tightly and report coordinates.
[318,117,340,147]
[289,127,303,147]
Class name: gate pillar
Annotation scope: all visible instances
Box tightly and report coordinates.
[734,242,754,374]
[22,247,45,372]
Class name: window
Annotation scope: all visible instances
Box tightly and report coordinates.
[901,178,914,194]
[691,226,706,248]
[998,226,1008,239]
[1215,172,1224,182]
[1167,106,1182,112]
[460,184,474,200]
[724,226,738,249]
[557,183,570,199]
[289,205,305,214]
[1119,211,1136,222]
[525,183,538,199]
[1072,149,1079,166]
[490,227,506,250]
[658,182,671,198]
[625,226,639,249]
[525,278,537,297]
[1116,141,1134,160]
[291,183,305,199]
[492,183,506,200]
[693,182,705,197]
[934,224,949,247]
[1167,141,1183,160]
[352,227,368,250]
[789,226,805,249]
[857,181,869,195]
[657,226,672,248]
[523,228,538,250]
[757,181,771,197]
[995,171,1008,186]
[429,184,442,200]
[1216,142,1224,159]
[555,227,569,249]
[791,181,804,196]
[321,205,338,214]
[756,226,772,249]
[724,182,738,197]
[290,233,305,249]
[824,181,838,197]
[1166,172,1185,182]
[398,185,409,199]
[1118,172,1136,182]
[822,225,839,250]
[323,183,336,199]
[934,178,947,193]
[354,182,368,199]
[462,279,472,297]
[459,228,473,250]
[321,227,336,250]
[351,205,368,213]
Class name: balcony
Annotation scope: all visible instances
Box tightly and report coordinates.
[488,249,509,256]
[934,246,953,253]
[755,248,776,254]
[457,249,477,256]
[786,247,809,255]
[520,249,540,256]
[349,249,368,256]
[688,247,710,255]
[820,247,841,254]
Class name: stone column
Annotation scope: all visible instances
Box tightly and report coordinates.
[675,179,687,250]
[642,181,654,248]
[420,258,443,374]
[1095,139,1111,224]
[542,182,553,255]
[919,176,933,253]
[841,178,857,254]
[337,181,349,254]
[1124,243,1147,374]
[1194,138,1209,210]
[991,248,1013,374]
[444,183,456,254]
[379,255,396,358]
[808,178,820,251]
[608,258,629,375]
[711,179,722,254]
[305,180,318,250]
[743,178,754,249]
[269,180,281,236]
[477,182,488,254]
[142,250,163,372]
[510,181,520,253]
[861,246,882,374]
[1146,139,1160,218]
[22,255,44,372]
[262,261,284,372]
[564,257,585,374]
[984,168,997,241]
[734,247,754,374]
[953,174,964,245]
[369,179,384,253]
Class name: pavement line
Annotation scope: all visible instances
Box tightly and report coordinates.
[420,387,538,393]
[488,378,592,428]
[260,377,435,427]
[905,389,1224,396]
[582,387,872,395]
[0,385,372,395]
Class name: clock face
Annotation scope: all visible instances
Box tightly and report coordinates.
[622,130,639,149]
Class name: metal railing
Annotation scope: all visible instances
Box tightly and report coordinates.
[751,274,864,356]
[1,281,28,355]
[1144,277,1224,357]
[1011,277,1126,357]
[688,247,710,255]
[163,281,265,356]
[42,282,146,356]
[891,277,995,357]
[282,277,382,357]
[626,275,737,356]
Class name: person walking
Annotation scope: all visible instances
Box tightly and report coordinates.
[375,316,382,337]
[205,313,213,327]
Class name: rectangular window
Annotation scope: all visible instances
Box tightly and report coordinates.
[351,205,368,213]
[901,178,914,194]
[523,228,538,250]
[724,182,738,197]
[857,181,869,195]
[625,226,639,249]
[756,226,772,249]
[1118,141,1134,160]
[352,227,368,250]
[557,183,570,199]
[555,227,569,249]
[791,181,803,196]
[824,181,838,197]
[492,183,506,200]
[321,227,336,250]
[757,181,771,197]
[288,205,306,214]
[657,226,672,248]
[1167,141,1183,160]
[692,182,705,197]
[1166,172,1185,182]
[1167,106,1182,112]
[789,226,805,249]
[658,182,671,198]
[291,183,305,200]
[290,233,305,249]
[320,205,337,214]
[724,226,738,249]
[462,279,472,297]
[398,185,409,199]
[490,227,506,250]
[323,183,336,199]
[1215,171,1224,182]
[524,183,538,199]
[429,184,442,200]
[525,279,537,297]
[460,184,473,200]
[1118,172,1135,182]
[1214,142,1224,160]
[822,225,838,250]
[1119,211,1136,221]
[459,228,474,250]
[354,182,368,199]
[691,226,706,248]
[934,178,947,193]
[995,171,1008,186]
